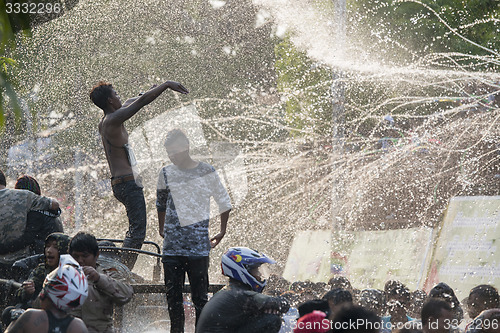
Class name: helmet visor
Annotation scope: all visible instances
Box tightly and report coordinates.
[248,263,271,283]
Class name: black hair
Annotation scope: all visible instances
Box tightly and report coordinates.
[323,288,353,305]
[428,282,458,303]
[298,299,330,318]
[69,231,99,256]
[421,298,452,326]
[428,282,463,320]
[15,175,41,195]
[358,288,386,315]
[328,276,352,290]
[469,284,500,305]
[45,233,71,255]
[89,81,114,111]
[386,283,411,304]
[332,305,381,333]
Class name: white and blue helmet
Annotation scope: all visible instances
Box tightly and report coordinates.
[40,254,88,312]
[221,247,275,292]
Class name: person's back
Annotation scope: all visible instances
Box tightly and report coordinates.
[14,175,64,255]
[26,209,63,255]
[196,279,287,332]
[0,170,58,309]
[5,308,87,333]
[196,247,289,333]
[0,188,55,268]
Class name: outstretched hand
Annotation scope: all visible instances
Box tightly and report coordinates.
[166,81,189,94]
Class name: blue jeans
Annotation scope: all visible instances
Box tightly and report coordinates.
[163,256,209,333]
[112,179,146,269]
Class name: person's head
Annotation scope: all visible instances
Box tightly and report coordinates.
[328,276,353,292]
[322,288,353,315]
[421,298,453,333]
[164,129,191,166]
[428,282,463,322]
[358,288,386,317]
[385,280,411,306]
[298,299,330,318]
[312,282,329,298]
[44,233,71,269]
[89,81,121,111]
[69,232,99,268]
[384,280,402,293]
[475,309,500,333]
[281,290,301,308]
[0,169,6,187]
[14,175,41,195]
[291,281,310,293]
[387,300,407,323]
[39,261,88,312]
[221,247,275,292]
[467,285,500,319]
[409,290,427,319]
[331,305,381,333]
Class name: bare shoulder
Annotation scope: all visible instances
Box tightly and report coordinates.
[101,107,127,131]
[68,317,89,333]
[99,113,112,129]
[6,309,47,333]
[99,113,120,138]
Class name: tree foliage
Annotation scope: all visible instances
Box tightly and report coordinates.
[347,0,500,68]
[0,0,80,128]
[0,0,31,128]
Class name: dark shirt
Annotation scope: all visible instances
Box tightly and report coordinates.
[0,208,63,255]
[28,209,64,254]
[195,279,289,333]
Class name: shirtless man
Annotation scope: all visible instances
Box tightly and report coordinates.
[90,80,189,269]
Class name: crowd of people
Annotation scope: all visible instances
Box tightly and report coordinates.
[255,275,500,333]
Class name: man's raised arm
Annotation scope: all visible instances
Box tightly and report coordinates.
[107,81,189,125]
